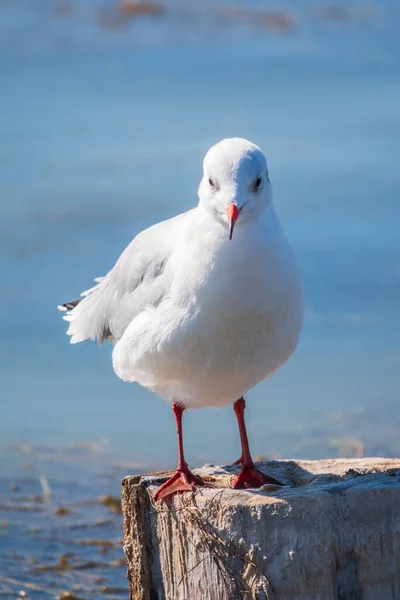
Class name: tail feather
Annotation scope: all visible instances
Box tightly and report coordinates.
[57,276,110,344]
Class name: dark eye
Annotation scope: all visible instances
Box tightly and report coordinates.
[209,177,215,190]
[254,177,262,190]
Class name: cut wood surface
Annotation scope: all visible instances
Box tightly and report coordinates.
[122,458,400,600]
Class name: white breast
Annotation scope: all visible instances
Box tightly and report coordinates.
[112,207,303,408]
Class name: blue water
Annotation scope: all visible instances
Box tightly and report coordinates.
[1,1,400,472]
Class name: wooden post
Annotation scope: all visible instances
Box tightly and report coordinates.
[122,459,400,600]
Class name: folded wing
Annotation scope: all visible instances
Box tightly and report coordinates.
[59,210,192,345]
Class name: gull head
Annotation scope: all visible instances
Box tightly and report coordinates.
[198,137,272,239]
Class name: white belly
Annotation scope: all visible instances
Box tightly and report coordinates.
[112,209,304,408]
[158,309,302,408]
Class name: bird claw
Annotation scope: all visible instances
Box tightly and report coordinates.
[231,464,283,489]
[153,468,204,501]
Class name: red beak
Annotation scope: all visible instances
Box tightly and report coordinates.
[227,203,240,240]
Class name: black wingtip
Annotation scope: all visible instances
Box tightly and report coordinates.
[57,299,80,312]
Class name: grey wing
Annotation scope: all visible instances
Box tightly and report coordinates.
[59,210,192,345]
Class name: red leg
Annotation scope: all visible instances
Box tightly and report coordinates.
[153,402,204,501]
[231,398,283,489]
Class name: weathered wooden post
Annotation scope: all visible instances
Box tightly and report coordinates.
[122,459,400,600]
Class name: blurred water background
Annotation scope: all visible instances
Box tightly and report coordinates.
[1,0,400,596]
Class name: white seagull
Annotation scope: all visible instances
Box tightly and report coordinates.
[59,138,303,500]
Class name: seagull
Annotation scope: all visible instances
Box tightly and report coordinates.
[58,138,303,500]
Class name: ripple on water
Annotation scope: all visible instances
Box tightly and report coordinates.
[0,444,146,600]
